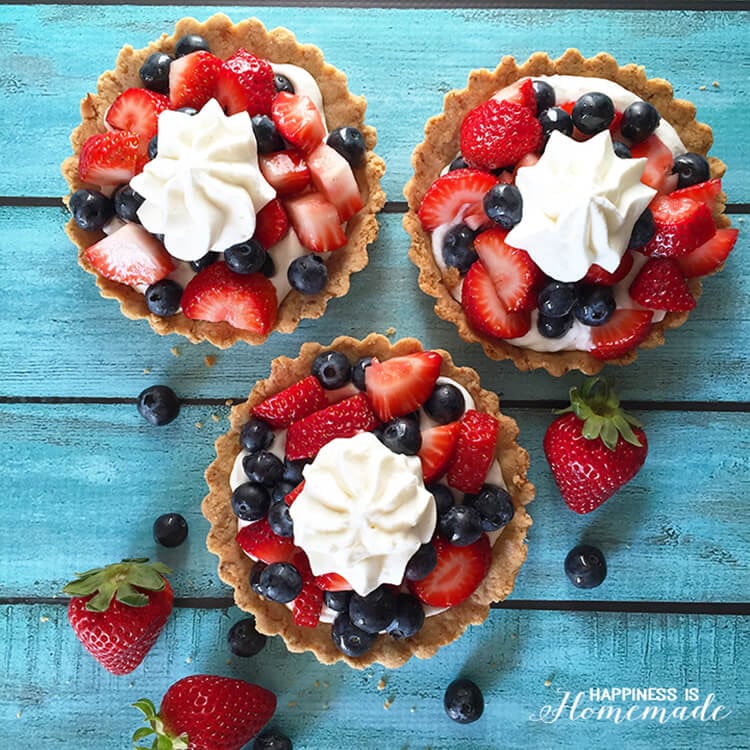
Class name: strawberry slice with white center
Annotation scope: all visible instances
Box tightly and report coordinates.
[79,131,146,185]
[630,135,676,193]
[253,199,289,249]
[259,150,311,197]
[168,50,223,110]
[307,143,363,222]
[271,91,326,154]
[418,421,462,484]
[85,223,175,286]
[236,518,296,564]
[446,410,499,494]
[284,193,347,253]
[675,227,739,278]
[408,534,492,608]
[224,48,275,116]
[669,178,723,210]
[589,308,654,360]
[314,572,352,591]
[417,168,498,232]
[364,351,443,422]
[629,257,696,312]
[461,260,532,340]
[642,193,716,258]
[105,88,170,140]
[181,262,277,334]
[252,374,328,428]
[500,77,537,111]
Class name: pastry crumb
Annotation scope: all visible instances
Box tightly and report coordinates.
[143,367,151,374]
[377,677,387,690]
[16,711,22,719]
[323,681,329,688]
[384,696,394,710]
[195,421,203,429]
[225,399,234,407]
[713,81,720,88]
[287,701,297,708]
[204,354,217,367]
[170,346,181,357]
[385,326,396,337]
[39,615,49,623]
[211,413,220,422]
[699,85,707,91]
[185,656,192,664]
[314,680,320,688]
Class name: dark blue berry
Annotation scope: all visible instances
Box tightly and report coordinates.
[331,612,377,657]
[672,152,710,189]
[444,678,484,724]
[139,52,172,94]
[537,281,578,318]
[324,589,352,613]
[243,451,285,487]
[404,542,438,581]
[448,155,469,171]
[240,418,274,453]
[424,383,465,424]
[190,251,219,273]
[532,80,556,115]
[351,357,373,391]
[69,189,114,231]
[253,730,292,750]
[628,208,656,250]
[620,101,660,144]
[312,351,352,389]
[145,279,182,317]
[153,512,188,547]
[259,562,303,603]
[148,135,159,160]
[381,416,422,455]
[574,285,616,327]
[174,34,210,57]
[442,223,477,273]
[464,484,514,531]
[267,499,294,538]
[113,185,145,223]
[261,252,276,278]
[483,184,523,230]
[571,92,615,135]
[326,127,366,168]
[429,484,455,518]
[274,73,294,94]
[137,385,179,426]
[564,544,607,589]
[177,106,199,116]
[283,457,309,485]
[349,585,396,634]
[537,312,574,339]
[439,505,484,547]
[538,107,574,141]
[252,114,285,154]
[385,593,425,639]
[271,480,297,504]
[224,239,266,275]
[231,482,270,522]
[227,617,267,657]
[612,140,632,159]
[288,254,328,294]
[250,561,268,596]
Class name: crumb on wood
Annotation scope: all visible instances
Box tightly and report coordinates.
[39,616,49,623]
[314,680,320,689]
[385,326,396,337]
[713,81,720,88]
[699,85,707,91]
[143,367,151,374]
[195,421,203,429]
[204,354,216,368]
[323,681,329,688]
[171,346,181,357]
[377,677,387,691]
[384,696,394,710]
[185,656,192,664]
[225,399,234,407]
[211,413,220,422]
[288,701,297,708]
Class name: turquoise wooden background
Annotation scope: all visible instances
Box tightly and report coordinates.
[1,4,748,749]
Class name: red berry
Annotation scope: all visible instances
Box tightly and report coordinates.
[79,131,146,185]
[253,199,289,249]
[224,48,276,116]
[284,192,347,253]
[236,519,296,564]
[168,50,223,110]
[213,64,251,116]
[670,178,723,209]
[629,257,696,312]
[583,251,635,286]
[675,227,739,278]
[630,134,675,193]
[446,410,499,494]
[314,572,352,591]
[252,374,328,428]
[284,481,305,506]
[418,421,462,485]
[271,91,326,154]
[307,143,363,222]
[105,88,170,140]
[642,193,717,258]
[589,308,653,360]
[259,149,311,197]
[291,550,323,628]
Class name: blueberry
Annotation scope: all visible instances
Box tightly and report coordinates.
[189,251,219,273]
[227,616,267,657]
[439,505,484,547]
[288,254,328,294]
[261,252,276,278]
[271,479,297,504]
[620,101,660,144]
[464,484,514,531]
[444,678,484,724]
[324,589,352,613]
[385,593,425,639]
[153,512,188,547]
[139,52,172,94]
[231,482,270,522]
[250,561,268,596]
[137,385,179,426]
[243,450,285,487]
[448,155,469,171]
[537,312,574,339]
[429,483,455,518]
[174,34,210,57]
[148,134,159,160]
[326,127,366,168]
[113,185,145,223]
[283,457,309,485]
[312,350,352,389]
[145,279,183,317]
[331,612,377,657]
[404,542,438,581]
[253,730,292,750]
[177,106,199,116]
[381,416,422,455]
[532,79,556,115]
[224,239,266,275]
[259,562,303,603]
[612,140,632,159]
[274,73,295,94]
[574,285,616,327]
[628,207,656,250]
[672,152,710,189]
[483,184,523,230]
[69,189,114,231]
[564,544,607,589]
[349,585,396,634]
[424,383,465,424]
[442,223,478,273]
[537,281,578,318]
[351,356,373,391]
[251,114,285,154]
[571,92,615,135]
[538,107,574,141]
[240,418,274,453]
[267,500,294,538]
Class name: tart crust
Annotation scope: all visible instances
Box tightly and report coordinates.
[403,49,731,376]
[62,14,386,348]
[203,333,534,668]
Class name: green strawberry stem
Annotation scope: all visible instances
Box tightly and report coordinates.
[132,699,189,750]
[555,377,643,451]
[62,558,172,612]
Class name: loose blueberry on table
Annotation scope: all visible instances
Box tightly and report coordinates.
[444,678,485,724]
[565,544,608,589]
[153,512,189,547]
[137,384,180,426]
[227,616,268,657]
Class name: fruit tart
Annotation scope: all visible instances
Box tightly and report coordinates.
[404,50,739,375]
[203,333,533,668]
[62,14,385,347]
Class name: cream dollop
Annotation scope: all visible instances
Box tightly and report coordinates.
[130,98,276,261]
[506,130,656,282]
[289,432,437,596]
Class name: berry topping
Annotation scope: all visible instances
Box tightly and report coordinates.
[574,285,616,327]
[583,251,635,286]
[105,88,170,140]
[251,114,285,154]
[571,92,615,135]
[444,679,485,724]
[324,588,352,613]
[254,731,293,750]
[531,79,556,114]
[385,593,426,639]
[620,100,660,143]
[351,356,374,391]
[252,375,328,428]
[612,140,632,159]
[418,421,461,485]
[271,91,326,154]
[174,34,210,57]
[565,544,607,588]
[240,418,274,452]
[326,126,366,168]
[672,152,711,189]
[285,192,348,253]
[153,513,188,547]
[287,254,328,294]
[291,552,323,628]
[227,616,267,657]
[190,251,219,272]
[349,585,396,634]
[253,199,289,249]
[224,48,276,116]
[642,193,716,257]
[307,143,363,221]
[331,612,377,657]
[670,177,723,209]
[589,308,653,360]
[429,483,455,518]
[439,504,484,547]
[69,189,114,231]
[113,184,145,223]
[404,542,438,582]
[267,500,294,538]
[232,482,271,522]
[236,518,296,564]
[537,312,574,339]
[314,572,352,592]
[258,563,300,605]
[538,106,574,141]
[139,52,172,94]
[213,63,255,116]
[482,183,523,230]
[424,383,465,424]
[274,72,295,94]
[675,227,739,278]
[381,416,423,455]
[629,257,696,311]
[224,238,267,275]
[500,77,538,110]
[168,50,223,110]
[259,149,311,196]
[243,450,285,487]
[441,223,479,273]
[250,561,268,596]
[465,484,515,531]
[629,134,674,192]
[79,131,146,186]
[137,384,180,426]
[446,410,499,495]
[537,281,578,318]
[312,350,353,390]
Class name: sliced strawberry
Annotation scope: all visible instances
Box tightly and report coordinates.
[583,251,635,286]
[408,534,492,608]
[291,550,323,628]
[285,393,379,460]
[253,199,289,249]
[213,64,249,116]
[512,151,540,180]
[306,143,363,222]
[364,351,443,422]
[252,375,328,428]
[629,257,696,311]
[417,168,497,232]
[85,223,174,286]
[271,92,326,154]
[446,410,500,494]
[609,110,624,136]
[79,131,145,185]
[418,421,462,485]
[313,572,352,591]
[105,88,169,140]
[236,519,296,564]
[284,481,305,506]
[461,260,532,340]
[670,178,722,210]
[258,149,310,197]
[630,135,675,193]
[473,228,542,312]
[500,78,537,111]
[675,228,739,278]
[224,48,275,116]
[589,308,654,360]
[181,263,277,334]
[284,193,347,253]
[462,202,492,232]
[168,50,223,110]
[642,193,716,257]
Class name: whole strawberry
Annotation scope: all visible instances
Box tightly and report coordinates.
[63,558,173,675]
[543,378,647,513]
[132,674,277,750]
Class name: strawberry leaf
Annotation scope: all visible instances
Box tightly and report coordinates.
[116,582,150,607]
